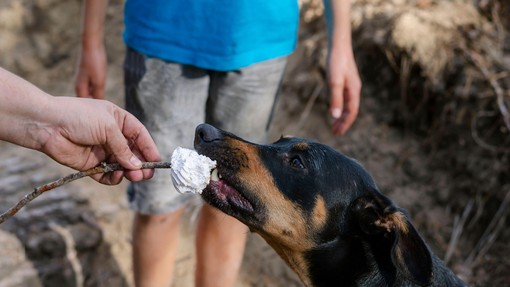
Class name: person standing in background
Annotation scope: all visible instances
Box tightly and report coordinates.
[75,1,361,286]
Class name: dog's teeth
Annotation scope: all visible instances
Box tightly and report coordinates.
[219,173,223,179]
[211,168,219,181]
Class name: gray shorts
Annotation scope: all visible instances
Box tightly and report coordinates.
[123,48,287,214]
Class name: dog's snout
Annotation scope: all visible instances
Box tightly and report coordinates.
[195,123,223,144]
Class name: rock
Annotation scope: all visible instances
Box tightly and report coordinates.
[0,230,42,287]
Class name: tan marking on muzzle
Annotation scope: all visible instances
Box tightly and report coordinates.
[224,138,316,284]
[227,139,316,251]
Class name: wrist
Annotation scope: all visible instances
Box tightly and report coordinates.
[27,95,63,152]
[0,68,66,154]
[80,0,107,51]
[81,34,104,51]
[330,37,352,51]
[324,0,352,50]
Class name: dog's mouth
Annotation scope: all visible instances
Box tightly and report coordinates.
[203,167,255,215]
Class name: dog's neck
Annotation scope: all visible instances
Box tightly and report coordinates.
[301,237,462,287]
[262,235,315,287]
[265,235,395,287]
[306,237,380,287]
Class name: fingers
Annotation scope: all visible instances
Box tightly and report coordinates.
[89,161,148,185]
[75,77,105,99]
[132,124,161,163]
[330,76,361,136]
[92,83,105,99]
[91,163,152,185]
[122,119,159,182]
[105,107,160,182]
[132,148,156,179]
[92,169,125,185]
[329,80,344,120]
[329,77,348,136]
[90,166,148,185]
[124,169,149,182]
[121,109,161,165]
[109,132,143,170]
[123,149,155,182]
[331,94,359,135]
[75,76,92,98]
[74,49,107,99]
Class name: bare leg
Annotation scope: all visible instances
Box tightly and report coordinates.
[194,204,248,287]
[132,208,184,287]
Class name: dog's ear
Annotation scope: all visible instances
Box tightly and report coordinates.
[350,189,433,285]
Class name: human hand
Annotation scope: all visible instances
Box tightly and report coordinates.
[41,97,160,185]
[74,43,107,99]
[327,47,361,136]
[323,0,361,136]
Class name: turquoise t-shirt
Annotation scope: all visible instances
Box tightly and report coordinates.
[123,0,299,71]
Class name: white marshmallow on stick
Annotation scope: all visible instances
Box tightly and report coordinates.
[170,147,217,194]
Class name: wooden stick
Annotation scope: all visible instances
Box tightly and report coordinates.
[467,50,510,132]
[0,161,171,224]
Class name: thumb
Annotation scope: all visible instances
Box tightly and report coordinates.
[107,128,142,170]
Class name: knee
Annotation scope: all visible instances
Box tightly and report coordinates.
[135,209,184,227]
[201,205,247,229]
[201,204,224,220]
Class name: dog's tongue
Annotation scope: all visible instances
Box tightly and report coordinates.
[209,180,254,212]
[170,147,216,194]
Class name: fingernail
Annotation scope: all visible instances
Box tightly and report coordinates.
[130,155,142,167]
[331,108,342,119]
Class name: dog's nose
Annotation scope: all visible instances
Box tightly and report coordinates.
[195,123,223,144]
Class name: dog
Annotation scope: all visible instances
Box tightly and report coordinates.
[194,123,467,287]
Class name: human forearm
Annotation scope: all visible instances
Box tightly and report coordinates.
[80,0,108,50]
[75,0,109,99]
[1,67,159,183]
[0,67,58,150]
[324,0,352,50]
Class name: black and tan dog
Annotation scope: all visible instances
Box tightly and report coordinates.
[194,123,467,287]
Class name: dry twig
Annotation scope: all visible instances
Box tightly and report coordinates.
[467,51,510,132]
[445,199,474,264]
[465,191,510,268]
[0,162,171,224]
[292,83,323,135]
[471,110,510,153]
[462,49,510,152]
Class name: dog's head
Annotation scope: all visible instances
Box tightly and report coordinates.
[194,123,432,285]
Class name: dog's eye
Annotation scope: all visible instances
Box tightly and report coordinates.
[290,157,305,169]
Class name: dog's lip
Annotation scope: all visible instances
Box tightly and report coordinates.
[205,168,255,213]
